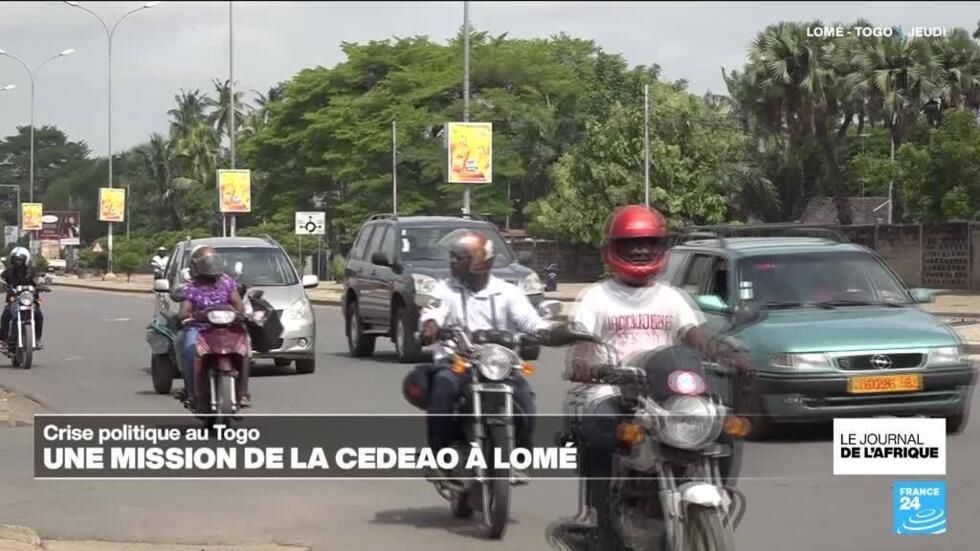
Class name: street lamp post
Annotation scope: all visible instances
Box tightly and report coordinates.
[65,1,160,274]
[0,49,75,204]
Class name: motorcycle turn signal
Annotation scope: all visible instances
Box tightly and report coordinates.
[520,362,534,375]
[616,421,644,446]
[451,355,468,374]
[723,416,752,438]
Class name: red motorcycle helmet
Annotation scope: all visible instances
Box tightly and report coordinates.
[603,204,670,286]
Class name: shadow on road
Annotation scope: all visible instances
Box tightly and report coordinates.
[325,350,425,365]
[372,506,519,539]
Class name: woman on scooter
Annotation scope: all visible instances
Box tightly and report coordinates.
[177,245,250,411]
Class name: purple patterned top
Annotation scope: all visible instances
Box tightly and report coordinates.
[184,274,237,326]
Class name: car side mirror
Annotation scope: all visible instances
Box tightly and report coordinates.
[909,288,935,304]
[695,294,729,314]
[302,274,319,288]
[153,279,170,293]
[371,251,391,267]
[517,251,534,266]
[537,299,562,320]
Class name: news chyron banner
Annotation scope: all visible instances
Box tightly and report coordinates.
[217,169,251,213]
[21,203,42,231]
[446,122,492,184]
[34,415,579,480]
[98,188,125,223]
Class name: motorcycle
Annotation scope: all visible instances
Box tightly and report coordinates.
[3,283,49,370]
[409,295,561,540]
[546,312,759,551]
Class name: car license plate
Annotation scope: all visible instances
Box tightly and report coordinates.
[847,374,923,394]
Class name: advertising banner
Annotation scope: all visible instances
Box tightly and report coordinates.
[40,211,81,246]
[218,169,252,213]
[3,226,18,247]
[98,188,125,223]
[22,203,42,231]
[446,122,492,184]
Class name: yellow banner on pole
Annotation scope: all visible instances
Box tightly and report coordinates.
[446,122,492,184]
[98,188,125,222]
[218,169,252,213]
[22,203,42,231]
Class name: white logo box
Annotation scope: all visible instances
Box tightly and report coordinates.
[833,418,946,476]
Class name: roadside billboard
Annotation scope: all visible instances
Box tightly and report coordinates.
[98,188,125,223]
[39,211,81,246]
[218,169,252,213]
[446,122,492,184]
[22,203,42,231]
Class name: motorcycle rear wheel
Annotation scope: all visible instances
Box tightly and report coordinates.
[484,424,511,540]
[684,505,734,551]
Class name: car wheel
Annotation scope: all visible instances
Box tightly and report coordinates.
[296,357,316,374]
[393,305,423,363]
[346,300,376,357]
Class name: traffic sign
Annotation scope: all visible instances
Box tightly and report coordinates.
[295,211,326,236]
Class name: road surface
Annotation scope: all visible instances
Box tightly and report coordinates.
[0,288,977,549]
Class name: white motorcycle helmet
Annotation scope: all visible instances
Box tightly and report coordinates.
[9,247,30,268]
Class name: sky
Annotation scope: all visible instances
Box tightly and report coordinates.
[0,1,974,157]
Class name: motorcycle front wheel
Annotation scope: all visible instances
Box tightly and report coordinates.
[483,423,511,540]
[19,323,32,370]
[684,505,734,551]
[216,373,236,418]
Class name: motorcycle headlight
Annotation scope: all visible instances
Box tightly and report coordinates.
[658,395,723,451]
[519,272,544,295]
[472,344,521,381]
[929,346,966,366]
[206,310,237,325]
[288,297,313,322]
[18,292,33,306]
[412,273,439,295]
[770,352,833,371]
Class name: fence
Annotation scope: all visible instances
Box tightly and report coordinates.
[511,222,980,290]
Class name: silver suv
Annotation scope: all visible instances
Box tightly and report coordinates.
[150,236,319,377]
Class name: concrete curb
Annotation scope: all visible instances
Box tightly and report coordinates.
[0,526,41,547]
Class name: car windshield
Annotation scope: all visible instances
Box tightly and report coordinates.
[399,226,514,266]
[216,247,298,287]
[736,251,912,307]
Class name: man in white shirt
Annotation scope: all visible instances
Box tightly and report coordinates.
[151,247,169,277]
[419,229,551,482]
[554,205,738,550]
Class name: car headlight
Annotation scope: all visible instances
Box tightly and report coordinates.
[519,272,544,295]
[658,395,723,451]
[17,292,32,307]
[206,310,237,325]
[412,273,439,295]
[929,346,966,366]
[472,344,521,381]
[288,298,313,322]
[771,352,833,371]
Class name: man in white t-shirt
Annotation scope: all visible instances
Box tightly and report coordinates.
[554,205,737,550]
[418,228,551,484]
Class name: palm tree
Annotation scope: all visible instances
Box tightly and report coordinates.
[207,78,249,138]
[137,133,182,228]
[178,124,220,188]
[167,89,209,143]
[930,29,980,115]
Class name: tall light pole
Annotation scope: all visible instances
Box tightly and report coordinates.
[0,48,75,204]
[644,83,650,207]
[65,1,160,272]
[0,84,14,92]
[461,0,471,215]
[228,0,236,237]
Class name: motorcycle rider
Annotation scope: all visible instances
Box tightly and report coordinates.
[151,247,169,277]
[176,245,249,411]
[557,204,743,547]
[418,228,551,486]
[0,247,44,350]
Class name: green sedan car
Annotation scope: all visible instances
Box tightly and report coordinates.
[661,233,976,438]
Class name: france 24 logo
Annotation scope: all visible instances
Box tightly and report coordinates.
[893,481,946,535]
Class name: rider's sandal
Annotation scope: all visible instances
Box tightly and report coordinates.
[239,394,252,408]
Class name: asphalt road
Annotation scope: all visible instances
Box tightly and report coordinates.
[1,288,978,550]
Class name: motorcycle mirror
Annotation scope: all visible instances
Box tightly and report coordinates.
[414,293,440,310]
[537,300,562,320]
[730,301,763,329]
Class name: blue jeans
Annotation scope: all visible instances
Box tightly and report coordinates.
[426,366,536,451]
[180,326,200,397]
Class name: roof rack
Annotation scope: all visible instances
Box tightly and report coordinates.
[672,230,729,248]
[368,213,398,221]
[678,223,849,243]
